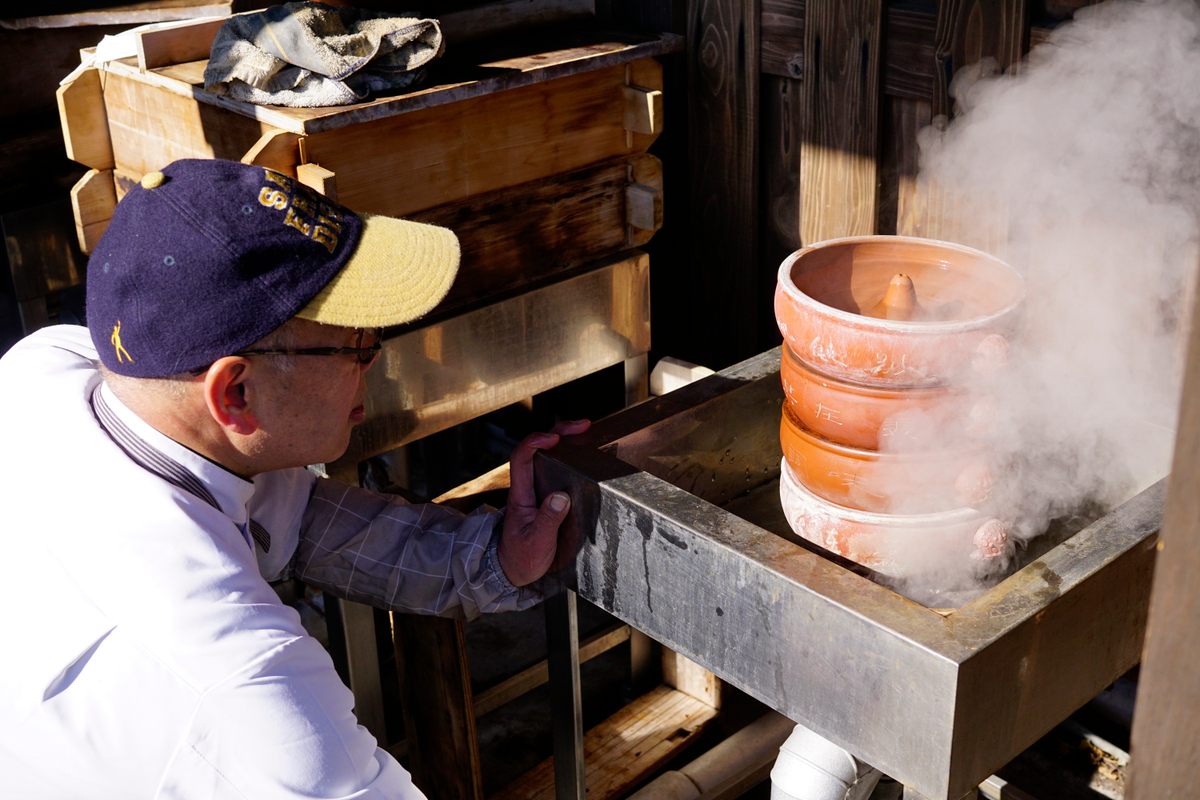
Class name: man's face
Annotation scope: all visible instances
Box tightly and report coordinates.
[248,319,379,468]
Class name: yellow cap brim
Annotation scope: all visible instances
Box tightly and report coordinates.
[296,213,459,327]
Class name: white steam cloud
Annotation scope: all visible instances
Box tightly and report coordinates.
[882,0,1200,598]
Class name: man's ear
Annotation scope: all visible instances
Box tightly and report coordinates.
[202,357,259,436]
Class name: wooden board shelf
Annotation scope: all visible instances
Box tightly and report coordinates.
[491,684,719,800]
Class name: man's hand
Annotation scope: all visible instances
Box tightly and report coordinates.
[497,419,591,587]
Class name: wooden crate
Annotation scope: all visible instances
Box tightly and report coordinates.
[57,16,678,328]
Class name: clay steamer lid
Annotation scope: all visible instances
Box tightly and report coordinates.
[86,158,460,378]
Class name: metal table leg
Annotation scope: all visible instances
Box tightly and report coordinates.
[545,589,585,799]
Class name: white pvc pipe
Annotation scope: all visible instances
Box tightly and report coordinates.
[770,722,882,800]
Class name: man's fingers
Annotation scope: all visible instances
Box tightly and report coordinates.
[528,491,571,551]
[508,431,559,510]
[508,421,590,511]
[550,418,591,437]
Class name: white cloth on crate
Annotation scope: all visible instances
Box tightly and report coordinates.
[0,325,538,798]
[204,1,444,107]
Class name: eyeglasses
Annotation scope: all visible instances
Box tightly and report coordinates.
[235,327,384,366]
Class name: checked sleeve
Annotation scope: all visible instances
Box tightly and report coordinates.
[293,479,543,619]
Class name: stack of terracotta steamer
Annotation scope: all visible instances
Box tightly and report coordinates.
[773,235,1026,586]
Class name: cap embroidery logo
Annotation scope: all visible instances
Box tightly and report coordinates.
[111,320,134,364]
[258,169,344,254]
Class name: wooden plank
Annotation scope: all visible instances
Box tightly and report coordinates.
[899,0,1027,246]
[299,62,662,217]
[69,168,117,254]
[685,0,760,369]
[762,0,805,79]
[57,67,114,171]
[473,624,632,718]
[395,614,483,800]
[931,0,1028,120]
[799,0,883,244]
[762,5,1052,104]
[762,3,937,101]
[884,7,938,101]
[341,253,650,464]
[408,153,661,315]
[492,685,719,800]
[891,98,933,238]
[136,15,230,71]
[1,1,231,30]
[762,74,803,288]
[1126,258,1200,798]
[433,462,510,505]
[102,70,280,178]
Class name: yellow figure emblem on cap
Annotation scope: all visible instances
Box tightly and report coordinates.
[111,320,134,364]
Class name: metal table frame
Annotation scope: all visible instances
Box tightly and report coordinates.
[538,348,1164,800]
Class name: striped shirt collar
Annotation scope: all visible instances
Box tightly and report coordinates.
[93,381,256,532]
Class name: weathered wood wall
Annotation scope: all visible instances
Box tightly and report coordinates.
[636,0,1107,371]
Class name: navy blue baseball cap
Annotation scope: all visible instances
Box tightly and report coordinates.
[86,158,459,377]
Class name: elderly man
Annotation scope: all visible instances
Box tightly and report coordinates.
[0,158,587,797]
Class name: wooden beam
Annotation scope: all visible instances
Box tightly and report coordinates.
[799,0,883,244]
[56,67,114,171]
[1127,257,1200,798]
[2,1,231,31]
[409,154,663,317]
[298,60,663,218]
[472,624,632,718]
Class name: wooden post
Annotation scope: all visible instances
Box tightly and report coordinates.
[395,614,484,800]
[685,0,761,369]
[1126,261,1200,798]
[799,0,884,245]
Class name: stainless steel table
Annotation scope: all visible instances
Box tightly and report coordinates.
[536,348,1164,800]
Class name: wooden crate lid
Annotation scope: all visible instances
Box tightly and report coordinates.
[96,24,682,135]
